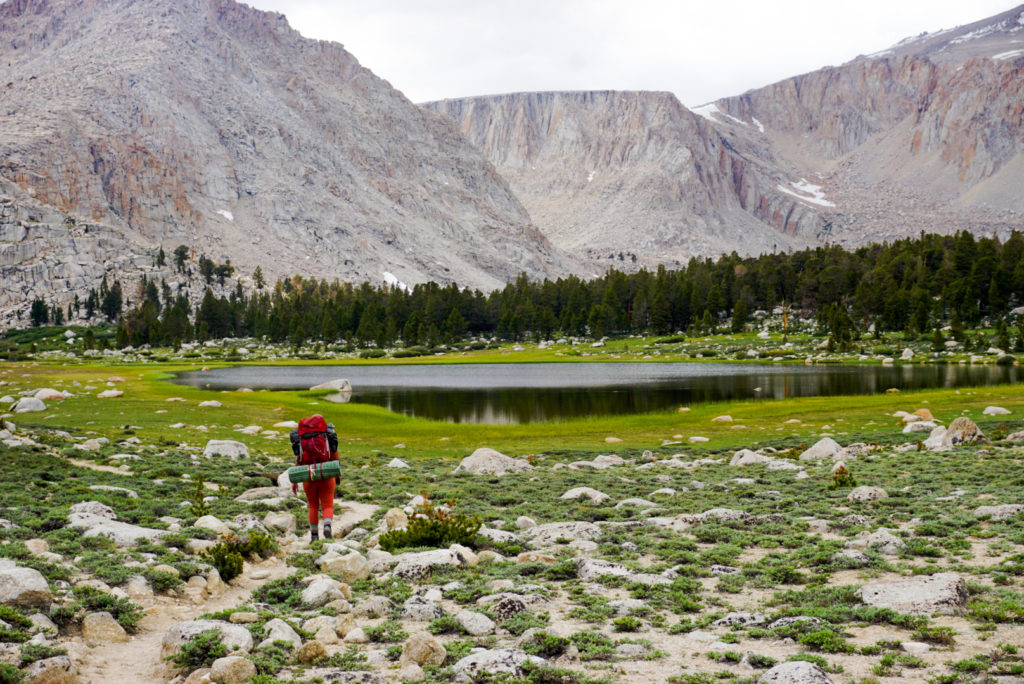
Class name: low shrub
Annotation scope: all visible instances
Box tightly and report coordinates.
[378,495,480,552]
[169,629,227,669]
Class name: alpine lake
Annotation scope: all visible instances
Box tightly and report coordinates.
[172,362,1023,424]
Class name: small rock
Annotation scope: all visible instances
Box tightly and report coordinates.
[453,448,532,476]
[942,417,986,447]
[847,486,887,503]
[82,611,129,642]
[759,660,834,683]
[210,655,257,683]
[401,632,446,667]
[859,573,967,615]
[295,640,327,664]
[203,440,249,460]
[800,437,841,460]
[456,610,495,636]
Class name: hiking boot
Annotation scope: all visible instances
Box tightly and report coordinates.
[323,521,332,540]
[310,529,319,542]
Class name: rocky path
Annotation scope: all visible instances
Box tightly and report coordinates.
[75,557,294,684]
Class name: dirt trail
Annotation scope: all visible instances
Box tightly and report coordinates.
[75,557,294,684]
[66,458,132,475]
[72,501,376,683]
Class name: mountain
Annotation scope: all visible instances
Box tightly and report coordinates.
[426,6,1024,262]
[0,0,570,319]
[424,91,818,271]
[705,4,1024,246]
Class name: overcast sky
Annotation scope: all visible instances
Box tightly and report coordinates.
[246,0,1018,106]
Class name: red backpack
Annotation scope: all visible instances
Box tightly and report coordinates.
[295,415,333,465]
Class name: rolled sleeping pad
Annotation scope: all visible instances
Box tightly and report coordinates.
[288,460,342,483]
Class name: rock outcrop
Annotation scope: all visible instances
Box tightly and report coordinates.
[425,91,813,269]
[0,0,571,313]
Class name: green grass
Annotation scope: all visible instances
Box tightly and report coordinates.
[6,359,1024,463]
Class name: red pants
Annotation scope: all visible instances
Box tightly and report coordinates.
[302,478,336,525]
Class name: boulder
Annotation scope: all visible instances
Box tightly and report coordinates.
[456,610,495,636]
[713,612,767,627]
[847,486,888,503]
[398,664,425,682]
[519,521,601,548]
[387,458,410,468]
[310,379,352,392]
[759,660,834,683]
[263,511,296,534]
[942,417,986,447]
[82,611,129,642]
[302,578,348,608]
[33,388,67,401]
[162,620,254,657]
[22,655,76,684]
[210,655,257,684]
[859,573,967,615]
[559,487,610,504]
[453,448,533,476]
[382,508,409,531]
[295,640,326,664]
[799,438,841,461]
[401,632,446,667]
[453,649,546,683]
[96,389,124,399]
[393,549,462,580]
[515,516,536,530]
[0,559,51,608]
[198,400,222,408]
[912,408,935,421]
[974,504,1024,520]
[258,618,302,650]
[203,440,249,460]
[12,397,46,413]
[903,420,938,434]
[402,595,445,621]
[983,406,1011,416]
[864,528,904,556]
[730,449,773,466]
[194,515,232,537]
[316,550,370,583]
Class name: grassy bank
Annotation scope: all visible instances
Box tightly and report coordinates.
[5,361,1024,460]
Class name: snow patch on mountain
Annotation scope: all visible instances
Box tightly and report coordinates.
[216,209,234,221]
[777,179,835,208]
[382,271,410,292]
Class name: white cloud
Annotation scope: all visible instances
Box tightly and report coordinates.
[247,0,1018,106]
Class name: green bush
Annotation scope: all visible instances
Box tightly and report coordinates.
[0,664,23,684]
[363,620,408,643]
[201,542,244,582]
[521,631,570,659]
[71,586,144,634]
[378,496,480,552]
[612,616,643,632]
[145,568,183,592]
[569,631,615,661]
[19,643,66,666]
[169,629,227,669]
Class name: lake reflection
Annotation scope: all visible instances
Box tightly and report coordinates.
[173,362,1022,424]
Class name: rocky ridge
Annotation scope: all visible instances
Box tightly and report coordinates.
[0,0,571,295]
[424,91,818,270]
[708,5,1024,246]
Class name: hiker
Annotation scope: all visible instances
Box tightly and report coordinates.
[289,415,341,540]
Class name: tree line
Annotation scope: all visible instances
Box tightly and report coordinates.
[96,230,1024,348]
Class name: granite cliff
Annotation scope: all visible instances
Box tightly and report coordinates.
[424,91,819,270]
[0,0,570,312]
